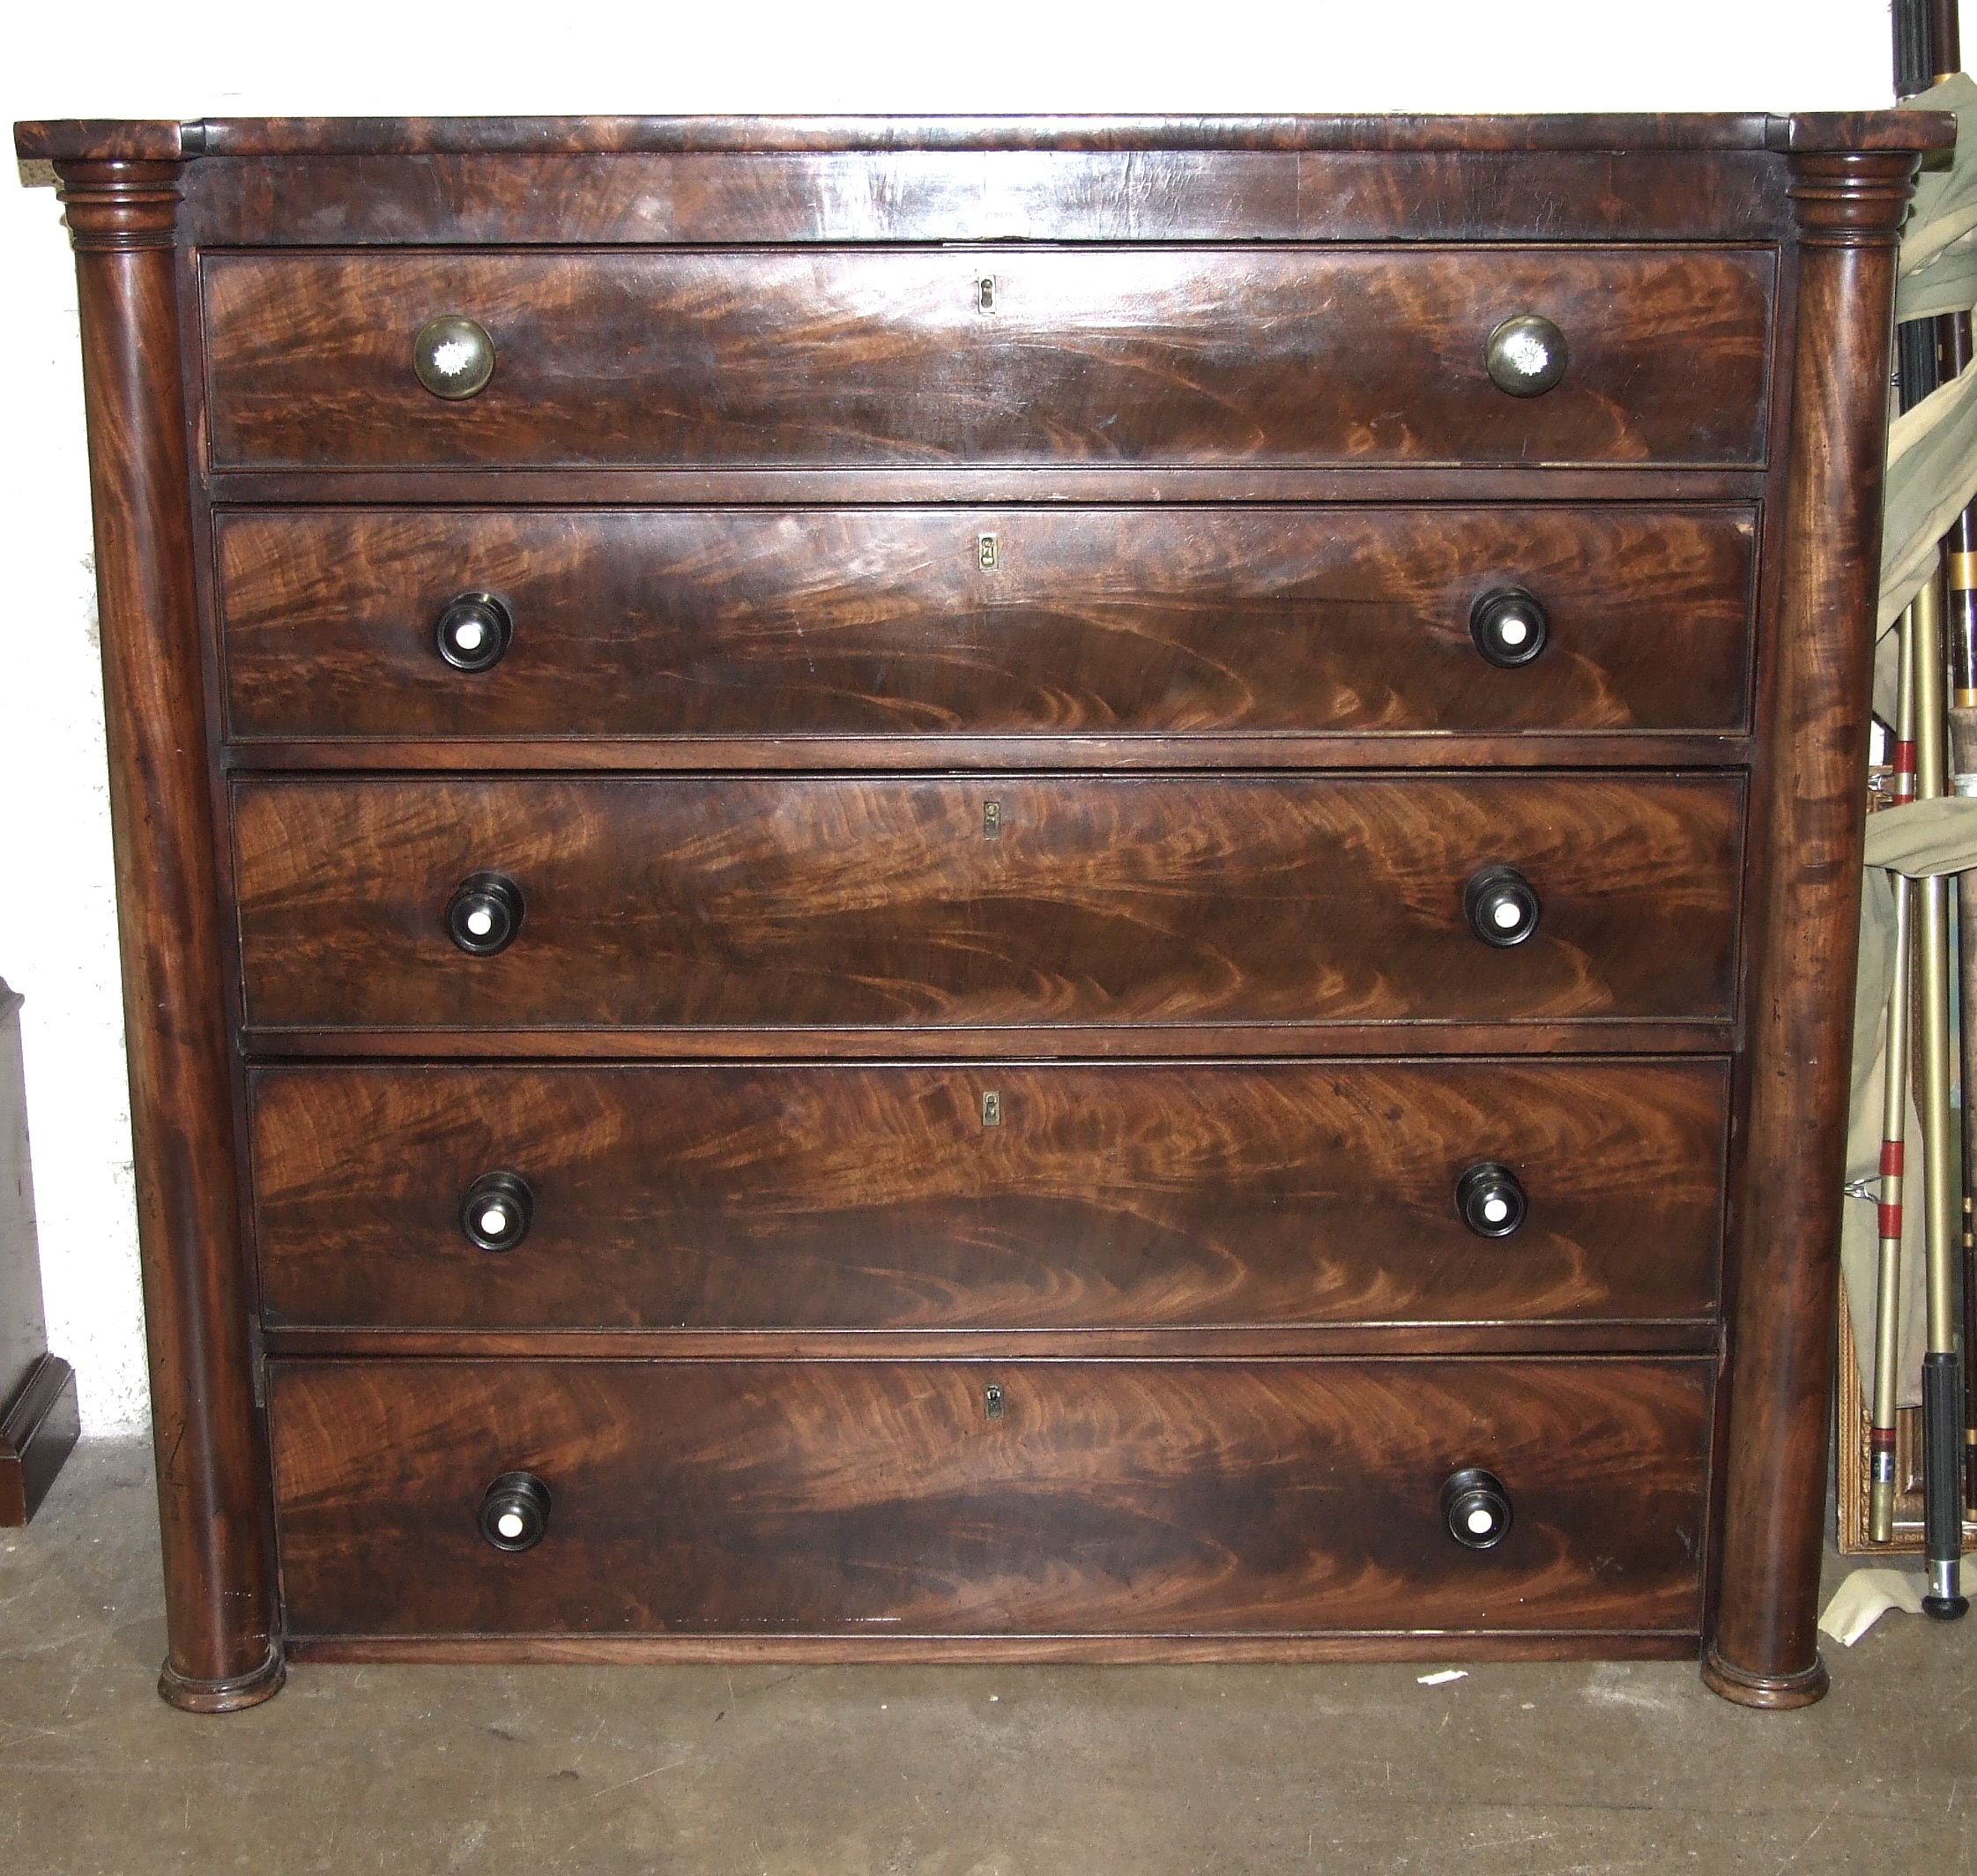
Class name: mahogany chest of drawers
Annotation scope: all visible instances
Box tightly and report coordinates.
[14,108,1951,1711]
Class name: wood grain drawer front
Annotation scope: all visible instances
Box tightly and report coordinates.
[202,248,1774,470]
[231,775,1743,1036]
[218,506,1757,742]
[268,1358,1711,1638]
[249,1060,1727,1333]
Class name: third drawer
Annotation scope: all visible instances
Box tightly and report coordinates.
[249,1058,1727,1332]
[230,772,1743,1035]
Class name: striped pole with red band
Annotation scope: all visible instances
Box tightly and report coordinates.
[1871,612,1919,1542]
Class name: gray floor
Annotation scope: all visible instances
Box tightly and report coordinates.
[3,1442,1974,1875]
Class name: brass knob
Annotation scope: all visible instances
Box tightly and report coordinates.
[1469,587,1550,668]
[1441,1467,1512,1551]
[446,871,524,957]
[1485,315,1568,398]
[413,316,496,400]
[435,592,513,673]
[1464,864,1541,949]
[1456,1162,1527,1239]
[479,1472,551,1553]
[460,1171,533,1253]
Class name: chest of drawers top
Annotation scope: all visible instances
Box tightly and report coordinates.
[23,112,1936,521]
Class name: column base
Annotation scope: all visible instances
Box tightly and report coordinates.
[1699,1643,1830,1709]
[158,1643,286,1715]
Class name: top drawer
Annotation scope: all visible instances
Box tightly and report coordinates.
[200,247,1776,472]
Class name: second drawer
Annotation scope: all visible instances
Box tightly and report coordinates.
[215,505,1758,743]
[249,1059,1727,1332]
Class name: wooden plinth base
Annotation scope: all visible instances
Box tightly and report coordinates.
[1699,1644,1830,1709]
[157,1645,286,1714]
[0,1353,79,1526]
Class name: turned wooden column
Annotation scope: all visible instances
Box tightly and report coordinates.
[1704,148,1921,1709]
[54,158,283,1712]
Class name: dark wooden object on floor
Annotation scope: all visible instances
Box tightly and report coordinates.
[12,108,1951,1709]
[0,981,78,1526]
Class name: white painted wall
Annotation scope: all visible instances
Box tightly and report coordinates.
[3,0,1904,1433]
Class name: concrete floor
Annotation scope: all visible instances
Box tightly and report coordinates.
[3,1442,1974,1876]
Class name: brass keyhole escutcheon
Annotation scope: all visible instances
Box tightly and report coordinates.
[985,1382,1007,1421]
[977,275,997,313]
[984,800,1002,840]
[981,1090,1002,1127]
[977,532,1000,572]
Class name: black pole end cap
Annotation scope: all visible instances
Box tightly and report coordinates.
[1921,1594,1970,1621]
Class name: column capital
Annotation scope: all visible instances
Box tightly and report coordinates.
[55,159,184,253]
[1787,149,1924,248]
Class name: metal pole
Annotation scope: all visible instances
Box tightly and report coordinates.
[1943,210,1977,1521]
[1910,573,1969,1616]
[1874,614,1920,1541]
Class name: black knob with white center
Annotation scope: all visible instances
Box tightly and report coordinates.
[1469,586,1550,668]
[1442,1467,1513,1552]
[479,1472,552,1553]
[1455,1162,1527,1239]
[460,1170,533,1254]
[1464,864,1541,949]
[446,871,524,957]
[435,592,512,673]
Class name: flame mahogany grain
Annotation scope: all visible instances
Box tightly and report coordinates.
[18,113,1938,1708]
[267,1358,1713,1641]
[216,506,1758,743]
[48,160,283,1713]
[200,248,1776,472]
[247,1059,1728,1334]
[229,773,1744,1037]
[1705,150,1926,1711]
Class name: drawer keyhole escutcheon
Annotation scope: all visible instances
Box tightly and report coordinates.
[985,1382,1007,1421]
[1441,1468,1512,1551]
[977,532,1000,572]
[479,1472,552,1553]
[981,1090,1002,1127]
[977,275,997,313]
[1455,1162,1527,1239]
[460,1170,534,1253]
[984,800,1002,840]
[435,592,513,672]
[1468,586,1549,668]
[446,871,524,957]
[1463,864,1540,949]
[1484,314,1568,398]
[412,315,497,399]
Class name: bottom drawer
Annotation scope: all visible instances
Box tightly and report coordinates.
[270,1359,1710,1641]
